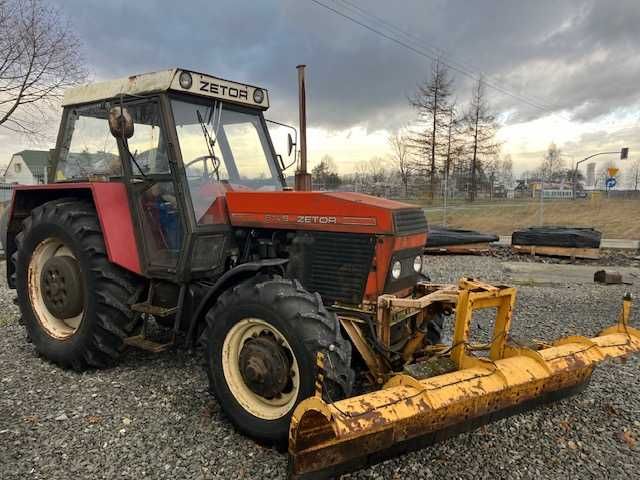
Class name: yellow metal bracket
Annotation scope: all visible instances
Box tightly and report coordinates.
[450,278,517,368]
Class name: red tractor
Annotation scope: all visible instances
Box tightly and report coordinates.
[7,68,639,479]
[5,68,436,441]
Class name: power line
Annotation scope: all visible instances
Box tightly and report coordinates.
[310,0,566,116]
[336,0,559,111]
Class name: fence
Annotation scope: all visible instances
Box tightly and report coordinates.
[0,183,14,203]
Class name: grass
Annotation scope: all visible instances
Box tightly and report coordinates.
[417,198,640,238]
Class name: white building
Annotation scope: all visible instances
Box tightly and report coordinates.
[2,150,50,184]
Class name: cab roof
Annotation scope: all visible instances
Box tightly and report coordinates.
[62,68,269,110]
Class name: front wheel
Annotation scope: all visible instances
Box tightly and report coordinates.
[204,276,354,443]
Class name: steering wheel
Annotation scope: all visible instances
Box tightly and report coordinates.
[184,155,220,181]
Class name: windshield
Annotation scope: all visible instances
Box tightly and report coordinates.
[171,98,281,224]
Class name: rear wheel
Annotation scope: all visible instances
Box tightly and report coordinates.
[205,276,354,443]
[14,199,141,370]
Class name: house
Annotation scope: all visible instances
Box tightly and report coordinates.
[3,150,51,184]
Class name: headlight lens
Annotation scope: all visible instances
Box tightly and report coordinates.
[391,260,402,279]
[179,71,193,89]
[253,88,265,104]
[413,255,423,273]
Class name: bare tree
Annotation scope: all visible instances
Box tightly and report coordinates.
[463,77,500,201]
[0,0,86,137]
[539,143,565,182]
[409,57,454,198]
[388,131,412,197]
[484,155,500,200]
[441,104,464,200]
[311,155,340,190]
[367,156,387,184]
[499,154,514,187]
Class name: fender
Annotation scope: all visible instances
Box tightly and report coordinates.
[6,182,141,288]
[186,258,288,345]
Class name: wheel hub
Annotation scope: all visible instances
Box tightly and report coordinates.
[239,335,292,399]
[40,255,84,319]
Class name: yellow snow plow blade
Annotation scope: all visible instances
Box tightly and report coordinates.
[288,280,640,479]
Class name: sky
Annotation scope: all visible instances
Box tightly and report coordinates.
[2,0,640,179]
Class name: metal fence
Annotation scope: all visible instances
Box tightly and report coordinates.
[0,183,14,203]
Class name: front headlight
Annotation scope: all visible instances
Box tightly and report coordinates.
[391,260,402,279]
[413,255,423,273]
[179,71,193,89]
[253,88,265,104]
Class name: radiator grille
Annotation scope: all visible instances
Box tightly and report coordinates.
[393,208,428,235]
[301,232,375,305]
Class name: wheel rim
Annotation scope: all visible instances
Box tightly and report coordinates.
[222,318,300,420]
[28,238,84,340]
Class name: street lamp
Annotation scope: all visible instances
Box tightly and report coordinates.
[572,147,629,198]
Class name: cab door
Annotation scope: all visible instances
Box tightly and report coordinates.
[120,98,187,276]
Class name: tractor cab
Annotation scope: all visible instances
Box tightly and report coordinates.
[52,69,284,277]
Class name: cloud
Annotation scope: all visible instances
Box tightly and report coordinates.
[3,1,639,171]
[49,0,640,130]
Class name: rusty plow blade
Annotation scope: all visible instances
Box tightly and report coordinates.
[287,284,640,479]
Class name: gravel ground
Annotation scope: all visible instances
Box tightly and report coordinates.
[1,256,639,480]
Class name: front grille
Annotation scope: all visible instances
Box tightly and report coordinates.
[393,208,428,235]
[294,232,375,305]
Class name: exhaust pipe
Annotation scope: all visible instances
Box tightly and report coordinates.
[295,65,312,191]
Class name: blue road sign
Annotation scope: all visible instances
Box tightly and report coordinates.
[606,177,617,189]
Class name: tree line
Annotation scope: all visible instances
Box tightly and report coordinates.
[313,58,513,201]
[393,57,523,201]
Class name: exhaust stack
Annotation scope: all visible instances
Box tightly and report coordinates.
[295,65,312,191]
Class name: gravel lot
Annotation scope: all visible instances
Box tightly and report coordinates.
[1,255,639,480]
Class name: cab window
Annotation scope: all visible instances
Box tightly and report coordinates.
[55,103,120,181]
[124,101,169,175]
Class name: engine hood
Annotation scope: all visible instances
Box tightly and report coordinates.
[225,191,427,236]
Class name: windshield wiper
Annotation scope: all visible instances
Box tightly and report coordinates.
[196,105,222,181]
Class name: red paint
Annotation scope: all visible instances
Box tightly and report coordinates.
[226,191,418,234]
[364,233,426,300]
[12,182,141,275]
[226,190,426,299]
[91,183,141,274]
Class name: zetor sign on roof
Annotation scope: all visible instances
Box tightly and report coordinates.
[62,68,269,110]
[171,70,269,109]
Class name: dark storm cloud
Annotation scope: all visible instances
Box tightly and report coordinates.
[53,0,640,129]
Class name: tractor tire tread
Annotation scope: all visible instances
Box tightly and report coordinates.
[204,275,354,443]
[14,198,141,370]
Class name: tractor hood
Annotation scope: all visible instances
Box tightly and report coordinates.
[225,191,427,236]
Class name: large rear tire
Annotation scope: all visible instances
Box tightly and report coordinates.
[204,276,354,444]
[14,199,141,370]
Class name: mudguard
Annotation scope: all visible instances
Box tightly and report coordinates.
[7,182,141,284]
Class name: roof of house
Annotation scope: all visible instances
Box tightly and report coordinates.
[14,149,50,170]
[3,149,50,178]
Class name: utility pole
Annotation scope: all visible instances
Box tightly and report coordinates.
[539,177,544,226]
[443,165,449,227]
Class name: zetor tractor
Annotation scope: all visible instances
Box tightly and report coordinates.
[5,68,640,479]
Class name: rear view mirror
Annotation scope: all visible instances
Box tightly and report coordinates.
[287,133,295,157]
[108,106,134,139]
